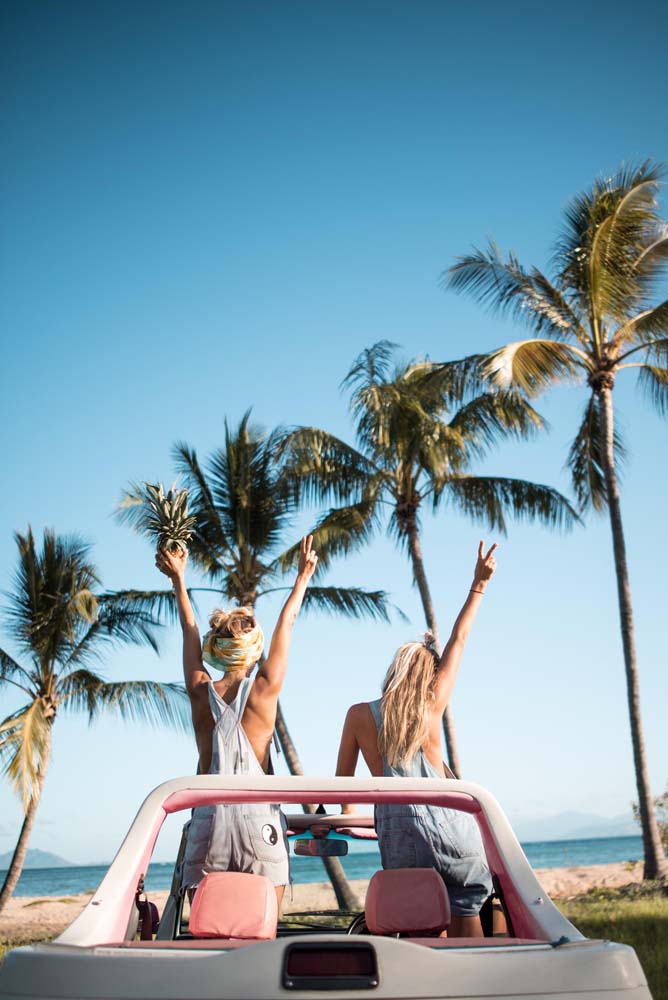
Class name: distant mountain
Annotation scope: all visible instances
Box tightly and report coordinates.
[0,848,73,869]
[511,811,640,843]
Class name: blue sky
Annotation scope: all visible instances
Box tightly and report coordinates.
[1,0,667,864]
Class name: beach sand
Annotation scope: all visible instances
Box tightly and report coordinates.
[0,861,643,945]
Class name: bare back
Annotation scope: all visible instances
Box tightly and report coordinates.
[190,674,277,774]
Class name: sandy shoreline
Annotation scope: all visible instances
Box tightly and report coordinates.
[0,861,643,945]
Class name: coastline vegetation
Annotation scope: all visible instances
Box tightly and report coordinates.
[0,530,191,914]
[560,883,668,1000]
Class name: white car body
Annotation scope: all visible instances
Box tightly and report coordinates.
[0,775,652,1000]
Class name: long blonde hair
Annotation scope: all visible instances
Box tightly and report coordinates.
[378,633,439,767]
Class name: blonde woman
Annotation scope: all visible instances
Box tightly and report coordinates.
[156,535,318,907]
[336,541,497,937]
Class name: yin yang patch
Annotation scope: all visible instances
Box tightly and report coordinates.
[261,823,278,846]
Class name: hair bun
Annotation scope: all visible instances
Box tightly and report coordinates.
[209,606,256,638]
[422,631,437,650]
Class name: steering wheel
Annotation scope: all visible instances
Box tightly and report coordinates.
[346,913,370,935]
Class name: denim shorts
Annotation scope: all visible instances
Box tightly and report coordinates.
[375,805,492,917]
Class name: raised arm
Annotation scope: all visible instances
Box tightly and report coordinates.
[155,548,210,696]
[432,541,497,715]
[251,535,318,702]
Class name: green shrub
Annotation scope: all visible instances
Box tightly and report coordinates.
[559,884,668,1000]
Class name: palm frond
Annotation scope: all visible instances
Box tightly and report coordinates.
[340,340,400,395]
[414,354,489,406]
[447,391,546,458]
[60,594,164,671]
[0,707,26,737]
[95,599,162,649]
[444,475,579,534]
[206,413,295,560]
[636,364,668,418]
[67,588,98,622]
[3,528,102,668]
[566,394,626,512]
[484,339,585,396]
[279,491,385,576]
[280,427,377,506]
[344,344,423,449]
[413,416,469,483]
[171,441,233,576]
[445,242,583,340]
[56,668,106,716]
[554,160,666,323]
[0,700,51,806]
[632,233,668,283]
[644,337,668,362]
[354,381,407,456]
[97,589,195,627]
[72,679,191,732]
[618,301,668,346]
[301,586,406,624]
[0,647,33,692]
[352,365,467,470]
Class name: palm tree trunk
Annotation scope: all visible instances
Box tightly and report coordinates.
[0,726,52,913]
[598,387,667,880]
[274,700,304,776]
[405,520,462,778]
[274,702,360,911]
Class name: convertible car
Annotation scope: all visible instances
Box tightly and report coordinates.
[0,776,652,999]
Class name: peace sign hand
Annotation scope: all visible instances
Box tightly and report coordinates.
[297,534,318,583]
[473,540,498,588]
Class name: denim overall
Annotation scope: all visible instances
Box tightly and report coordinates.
[182,677,289,888]
[369,698,491,916]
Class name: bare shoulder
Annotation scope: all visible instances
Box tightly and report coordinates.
[345,702,374,729]
[187,675,211,703]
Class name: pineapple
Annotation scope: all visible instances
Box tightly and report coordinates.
[120,482,197,554]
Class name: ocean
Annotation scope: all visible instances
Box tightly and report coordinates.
[2,835,644,898]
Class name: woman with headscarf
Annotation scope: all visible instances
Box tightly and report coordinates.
[156,535,318,907]
[336,541,497,937]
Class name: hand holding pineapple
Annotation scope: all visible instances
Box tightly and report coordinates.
[117,481,196,556]
[156,546,187,582]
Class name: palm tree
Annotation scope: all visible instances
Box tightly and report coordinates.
[281,342,578,776]
[0,528,190,913]
[442,159,668,879]
[118,411,398,909]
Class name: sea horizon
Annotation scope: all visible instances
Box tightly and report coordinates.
[2,834,645,898]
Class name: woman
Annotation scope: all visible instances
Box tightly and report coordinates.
[336,540,497,937]
[156,535,318,907]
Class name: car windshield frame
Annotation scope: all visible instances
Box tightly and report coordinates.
[53,775,581,948]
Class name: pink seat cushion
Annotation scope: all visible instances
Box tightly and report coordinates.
[189,872,278,940]
[365,868,450,936]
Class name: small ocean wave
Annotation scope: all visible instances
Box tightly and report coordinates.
[2,835,644,897]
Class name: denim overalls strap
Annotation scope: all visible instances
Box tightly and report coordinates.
[208,677,264,776]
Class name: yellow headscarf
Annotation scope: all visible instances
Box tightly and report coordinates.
[201,623,265,673]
